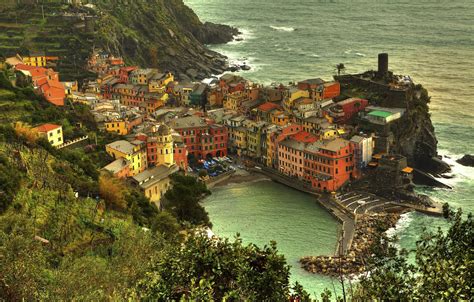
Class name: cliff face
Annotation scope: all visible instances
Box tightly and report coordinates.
[0,0,238,80]
[336,73,450,174]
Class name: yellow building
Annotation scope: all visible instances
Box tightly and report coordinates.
[284,87,310,108]
[271,110,291,126]
[23,52,47,67]
[62,81,78,97]
[106,140,147,176]
[148,72,174,93]
[232,127,247,156]
[155,124,174,167]
[105,121,128,135]
[33,123,63,147]
[132,164,179,208]
[320,128,340,140]
[246,121,266,158]
[224,91,248,111]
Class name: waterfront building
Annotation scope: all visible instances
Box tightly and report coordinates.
[303,138,355,192]
[277,131,318,179]
[131,164,179,208]
[33,123,63,147]
[172,133,188,171]
[350,135,374,170]
[324,98,369,124]
[284,87,310,109]
[246,121,267,158]
[105,140,147,176]
[169,115,228,159]
[321,81,341,99]
[219,74,246,94]
[363,108,404,125]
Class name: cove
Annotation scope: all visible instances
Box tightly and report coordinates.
[203,179,342,296]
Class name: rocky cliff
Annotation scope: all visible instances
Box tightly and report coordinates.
[0,0,238,81]
[336,72,450,175]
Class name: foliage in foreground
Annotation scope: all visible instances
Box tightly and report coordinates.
[353,206,473,301]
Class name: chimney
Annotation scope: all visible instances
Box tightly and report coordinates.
[378,53,388,77]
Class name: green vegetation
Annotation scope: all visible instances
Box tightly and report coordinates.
[353,207,473,300]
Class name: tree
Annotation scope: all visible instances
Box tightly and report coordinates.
[136,234,293,301]
[354,206,473,300]
[336,63,346,76]
[99,173,128,211]
[164,174,211,226]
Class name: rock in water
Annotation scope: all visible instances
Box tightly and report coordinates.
[456,154,474,167]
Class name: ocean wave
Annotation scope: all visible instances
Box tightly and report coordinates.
[270,25,296,32]
[228,28,255,45]
[355,52,366,57]
[434,150,474,187]
[310,54,321,58]
[386,212,414,239]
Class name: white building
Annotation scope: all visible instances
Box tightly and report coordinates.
[350,135,374,169]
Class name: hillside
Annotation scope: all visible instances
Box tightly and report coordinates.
[0,0,238,81]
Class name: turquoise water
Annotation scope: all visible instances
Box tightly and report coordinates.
[188,0,474,296]
[203,180,343,296]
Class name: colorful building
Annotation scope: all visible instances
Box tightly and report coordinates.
[284,87,310,109]
[322,81,341,99]
[350,135,374,170]
[131,164,179,208]
[105,140,147,176]
[223,91,248,111]
[23,51,47,67]
[324,98,369,124]
[303,138,355,192]
[102,158,131,179]
[33,123,63,147]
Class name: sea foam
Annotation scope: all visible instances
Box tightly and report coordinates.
[270,25,296,32]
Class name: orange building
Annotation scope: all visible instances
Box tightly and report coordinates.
[322,81,340,99]
[303,138,355,192]
[15,64,65,106]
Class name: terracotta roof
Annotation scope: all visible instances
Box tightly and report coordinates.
[291,131,318,143]
[258,102,281,112]
[34,123,61,133]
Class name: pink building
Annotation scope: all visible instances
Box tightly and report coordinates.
[277,131,318,179]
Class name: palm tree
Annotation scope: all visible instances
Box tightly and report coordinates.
[336,63,346,76]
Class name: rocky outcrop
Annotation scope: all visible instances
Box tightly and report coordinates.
[300,213,400,276]
[336,73,450,175]
[456,155,474,167]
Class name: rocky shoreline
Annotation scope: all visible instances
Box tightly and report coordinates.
[300,213,402,276]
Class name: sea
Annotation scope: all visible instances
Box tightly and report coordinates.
[185,0,474,297]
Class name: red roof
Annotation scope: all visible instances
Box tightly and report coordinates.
[34,123,61,133]
[291,131,318,143]
[258,102,281,112]
[14,64,36,71]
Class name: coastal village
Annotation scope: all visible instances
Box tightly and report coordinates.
[1,49,442,276]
